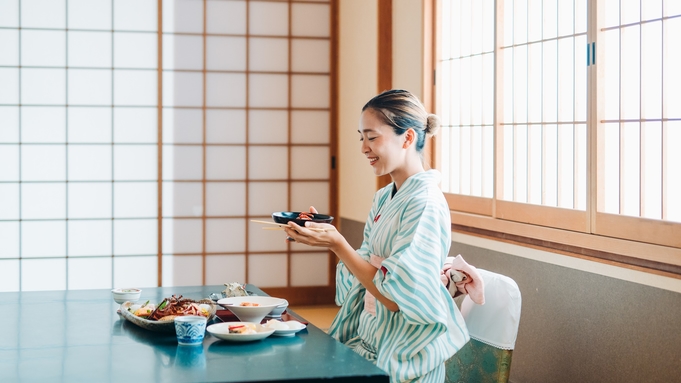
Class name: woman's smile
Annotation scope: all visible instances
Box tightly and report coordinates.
[368,156,378,166]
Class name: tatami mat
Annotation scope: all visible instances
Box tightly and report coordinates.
[289,305,339,332]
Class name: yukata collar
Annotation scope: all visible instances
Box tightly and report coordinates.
[396,169,442,194]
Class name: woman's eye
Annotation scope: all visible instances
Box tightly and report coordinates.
[368,137,376,141]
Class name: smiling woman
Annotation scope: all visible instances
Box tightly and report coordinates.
[283,90,469,383]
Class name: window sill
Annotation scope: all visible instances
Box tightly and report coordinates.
[450,210,681,277]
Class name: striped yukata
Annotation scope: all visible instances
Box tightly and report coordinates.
[328,170,469,383]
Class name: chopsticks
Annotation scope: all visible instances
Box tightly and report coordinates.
[250,219,336,233]
[250,219,287,227]
[261,227,334,233]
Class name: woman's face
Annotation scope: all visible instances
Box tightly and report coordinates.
[358,109,407,176]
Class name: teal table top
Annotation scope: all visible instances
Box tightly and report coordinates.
[0,285,389,383]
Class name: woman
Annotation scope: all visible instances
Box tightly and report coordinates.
[284,89,469,382]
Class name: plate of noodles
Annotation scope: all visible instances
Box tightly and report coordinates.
[119,295,217,333]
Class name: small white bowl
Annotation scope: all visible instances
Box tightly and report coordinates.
[265,320,307,337]
[217,296,286,324]
[267,299,289,318]
[112,288,142,304]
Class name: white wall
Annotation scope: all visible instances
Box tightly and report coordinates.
[338,0,379,223]
[392,0,424,99]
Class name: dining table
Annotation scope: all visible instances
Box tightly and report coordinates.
[0,284,389,383]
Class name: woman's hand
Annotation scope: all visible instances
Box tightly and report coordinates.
[283,221,342,250]
[286,206,399,312]
[283,206,341,250]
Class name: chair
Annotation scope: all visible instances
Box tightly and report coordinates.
[445,269,522,383]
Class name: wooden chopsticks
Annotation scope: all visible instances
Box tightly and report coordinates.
[250,219,335,233]
[250,219,287,227]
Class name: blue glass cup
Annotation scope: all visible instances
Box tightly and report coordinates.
[174,316,207,346]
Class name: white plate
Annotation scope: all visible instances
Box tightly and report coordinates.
[265,320,307,337]
[207,322,275,342]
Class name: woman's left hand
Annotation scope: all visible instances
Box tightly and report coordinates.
[283,221,342,250]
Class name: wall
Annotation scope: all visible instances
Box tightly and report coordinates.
[392,0,424,100]
[338,0,379,223]
[451,232,681,383]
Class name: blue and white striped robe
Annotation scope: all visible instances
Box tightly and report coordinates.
[328,170,469,382]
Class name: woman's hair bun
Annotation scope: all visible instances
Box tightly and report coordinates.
[425,114,441,137]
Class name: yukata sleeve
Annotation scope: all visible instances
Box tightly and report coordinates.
[335,195,376,306]
[374,194,451,325]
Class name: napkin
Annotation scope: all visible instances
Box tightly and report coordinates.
[440,254,485,305]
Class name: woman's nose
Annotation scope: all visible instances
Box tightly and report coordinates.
[361,140,369,153]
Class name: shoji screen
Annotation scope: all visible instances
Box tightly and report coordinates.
[500,0,588,209]
[160,0,334,291]
[0,0,159,291]
[0,0,335,296]
[439,0,495,198]
[601,0,681,220]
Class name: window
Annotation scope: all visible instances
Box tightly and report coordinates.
[436,0,681,270]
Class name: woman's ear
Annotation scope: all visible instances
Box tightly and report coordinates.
[403,128,416,149]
